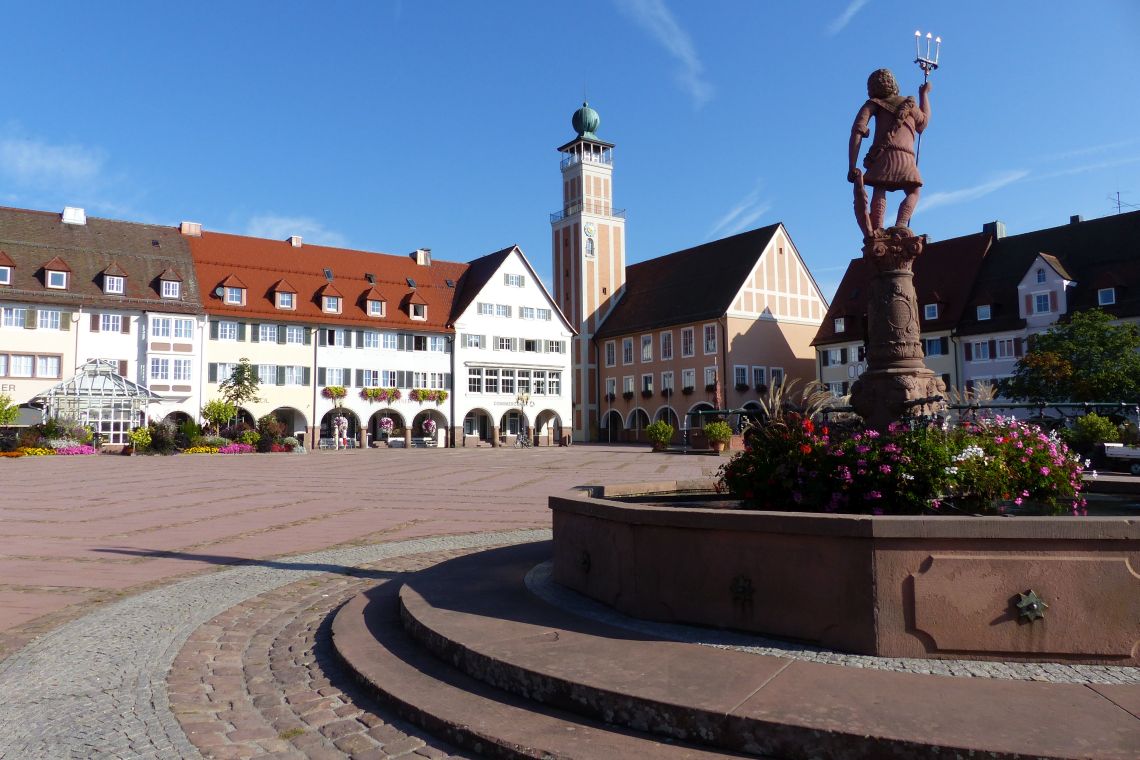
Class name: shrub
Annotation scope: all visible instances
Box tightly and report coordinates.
[128,427,152,450]
[201,399,238,435]
[191,435,228,448]
[217,442,255,454]
[219,421,253,441]
[281,436,300,448]
[1062,413,1120,454]
[645,420,674,449]
[148,420,179,455]
[17,428,44,449]
[703,421,734,446]
[239,430,261,446]
[176,419,201,448]
[256,414,286,452]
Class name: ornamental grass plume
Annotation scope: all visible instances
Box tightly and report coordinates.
[718,414,1085,516]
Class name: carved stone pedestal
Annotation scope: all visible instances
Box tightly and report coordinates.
[849,226,946,430]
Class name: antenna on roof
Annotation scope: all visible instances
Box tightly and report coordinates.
[1108,191,1138,214]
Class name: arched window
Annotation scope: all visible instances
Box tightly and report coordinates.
[1036,268,1046,284]
[585,238,595,258]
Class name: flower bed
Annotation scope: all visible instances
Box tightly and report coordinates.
[55,445,96,455]
[217,443,255,454]
[718,414,1085,516]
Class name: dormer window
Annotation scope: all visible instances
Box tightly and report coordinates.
[161,280,180,299]
[368,299,386,317]
[976,304,991,320]
[104,275,125,294]
[1098,287,1116,306]
[1036,268,1046,284]
[833,317,845,332]
[0,266,10,285]
[923,304,938,320]
[410,303,426,320]
[276,291,295,310]
[46,270,68,289]
[323,295,342,314]
[224,287,245,305]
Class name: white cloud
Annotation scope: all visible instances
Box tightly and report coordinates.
[246,214,349,248]
[921,170,1029,212]
[0,136,104,188]
[826,0,869,36]
[616,0,713,107]
[708,183,771,239]
[1037,137,1140,163]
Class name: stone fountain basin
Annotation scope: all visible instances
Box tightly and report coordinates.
[550,481,1140,665]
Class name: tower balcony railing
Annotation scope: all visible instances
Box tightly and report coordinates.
[550,201,627,224]
[560,150,613,170]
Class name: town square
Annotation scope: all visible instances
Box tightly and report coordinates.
[1,2,1138,758]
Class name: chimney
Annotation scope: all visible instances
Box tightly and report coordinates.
[413,248,431,266]
[287,235,303,248]
[1070,214,1083,225]
[61,206,86,226]
[179,221,202,237]
[982,220,1006,239]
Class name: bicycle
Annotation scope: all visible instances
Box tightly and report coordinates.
[514,431,531,448]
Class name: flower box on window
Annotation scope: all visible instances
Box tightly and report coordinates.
[705,383,718,393]
[641,389,654,399]
[622,391,635,401]
[755,384,768,394]
[735,382,750,392]
[661,388,673,398]
[322,386,347,401]
[681,386,694,395]
[605,392,616,402]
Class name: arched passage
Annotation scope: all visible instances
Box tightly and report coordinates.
[534,409,563,446]
[269,407,308,443]
[320,407,360,448]
[600,410,623,443]
[626,408,650,442]
[368,409,404,444]
[654,406,679,429]
[462,408,493,445]
[412,408,447,447]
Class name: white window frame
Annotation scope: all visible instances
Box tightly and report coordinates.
[828,348,843,365]
[623,376,634,394]
[173,359,192,382]
[972,341,991,361]
[150,357,170,381]
[770,367,785,387]
[520,306,536,320]
[704,366,717,387]
[174,319,194,339]
[477,303,494,316]
[46,270,68,289]
[605,377,617,397]
[641,373,653,393]
[833,317,845,332]
[468,367,483,393]
[0,266,10,285]
[101,314,123,333]
[411,303,427,320]
[923,304,938,320]
[733,365,748,387]
[1033,293,1051,314]
[217,320,238,341]
[1098,288,1116,306]
[622,337,634,365]
[161,280,181,299]
[323,295,341,314]
[752,366,766,388]
[9,354,33,377]
[2,306,26,327]
[276,291,295,310]
[661,370,674,391]
[681,368,696,391]
[537,308,552,320]
[995,338,1016,359]
[37,309,61,330]
[504,273,525,287]
[681,327,695,358]
[464,334,484,349]
[660,331,673,360]
[604,340,616,367]
[224,286,244,305]
[703,323,717,355]
[923,338,944,356]
[104,275,125,295]
[369,299,386,317]
[36,355,60,378]
[977,304,991,321]
[258,323,277,342]
[286,325,305,344]
[1036,268,1046,284]
[640,334,652,363]
[152,317,172,338]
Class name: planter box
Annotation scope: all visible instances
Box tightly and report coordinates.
[550,484,1140,665]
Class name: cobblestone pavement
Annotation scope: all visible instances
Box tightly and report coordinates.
[167,547,479,760]
[0,531,544,759]
[528,562,1140,685]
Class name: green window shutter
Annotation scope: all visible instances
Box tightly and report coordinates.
[237,323,246,341]
[303,328,312,346]
[318,329,327,347]
[91,313,101,332]
[302,367,311,385]
[318,367,326,386]
[208,363,218,383]
[343,367,352,387]
[277,325,286,344]
[276,366,285,386]
[209,321,219,340]
[251,325,260,343]
[355,369,364,387]
[61,312,71,331]
[121,316,130,334]
[356,330,364,349]
[24,308,36,329]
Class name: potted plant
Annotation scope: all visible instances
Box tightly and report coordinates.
[605,392,616,402]
[735,382,750,392]
[705,382,718,394]
[645,420,674,452]
[322,386,347,402]
[703,420,733,454]
[681,386,694,396]
[622,391,635,401]
[641,389,654,399]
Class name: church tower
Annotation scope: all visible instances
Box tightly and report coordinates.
[551,102,626,441]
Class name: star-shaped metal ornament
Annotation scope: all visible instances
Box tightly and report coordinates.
[1016,590,1048,622]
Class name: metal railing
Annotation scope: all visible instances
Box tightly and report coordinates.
[549,201,627,224]
[560,151,613,170]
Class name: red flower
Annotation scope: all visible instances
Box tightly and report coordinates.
[799,444,812,455]
[803,419,815,434]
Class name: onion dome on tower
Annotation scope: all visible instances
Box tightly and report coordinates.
[572,102,601,141]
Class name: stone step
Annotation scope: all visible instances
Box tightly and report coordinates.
[393,542,1140,760]
[333,581,750,759]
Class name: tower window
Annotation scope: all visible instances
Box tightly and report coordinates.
[585,239,595,258]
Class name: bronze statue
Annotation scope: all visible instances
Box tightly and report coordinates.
[848,68,931,237]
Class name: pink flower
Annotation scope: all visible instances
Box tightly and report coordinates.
[1040,466,1050,476]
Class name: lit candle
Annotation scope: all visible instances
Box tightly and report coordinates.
[934,36,941,65]
[915,30,921,58]
[926,32,932,61]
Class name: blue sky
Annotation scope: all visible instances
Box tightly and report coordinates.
[3,1,1138,299]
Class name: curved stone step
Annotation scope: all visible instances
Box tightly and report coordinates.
[397,541,1140,760]
[332,579,755,759]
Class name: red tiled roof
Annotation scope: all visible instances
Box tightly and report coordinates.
[0,205,202,312]
[43,255,72,272]
[158,267,183,282]
[101,261,129,277]
[219,273,248,288]
[188,231,469,331]
[270,278,296,293]
[0,250,14,267]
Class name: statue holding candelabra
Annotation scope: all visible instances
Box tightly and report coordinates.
[848,31,948,430]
